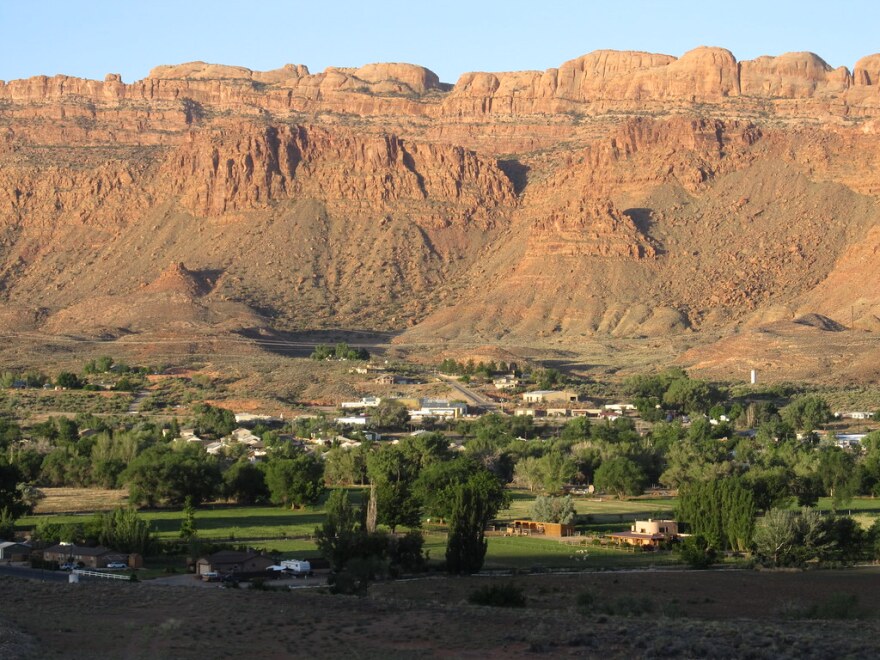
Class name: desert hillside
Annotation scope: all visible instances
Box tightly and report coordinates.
[3,47,880,377]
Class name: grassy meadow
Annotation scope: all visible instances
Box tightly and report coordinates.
[21,487,880,571]
[19,487,686,570]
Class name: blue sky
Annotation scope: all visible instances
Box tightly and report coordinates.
[1,1,878,84]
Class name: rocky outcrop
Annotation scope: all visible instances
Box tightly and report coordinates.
[148,61,311,83]
[3,48,880,155]
[440,47,880,119]
[531,199,655,259]
[854,54,880,86]
[142,262,212,296]
[739,52,850,97]
[160,122,514,226]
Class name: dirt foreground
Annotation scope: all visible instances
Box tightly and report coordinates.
[3,568,880,658]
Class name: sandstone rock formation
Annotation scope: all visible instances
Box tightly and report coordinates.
[3,47,880,374]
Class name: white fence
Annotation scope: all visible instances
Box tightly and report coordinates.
[73,569,131,581]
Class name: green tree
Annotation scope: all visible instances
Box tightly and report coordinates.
[817,447,858,509]
[99,507,157,554]
[782,395,832,433]
[743,466,793,512]
[0,462,30,517]
[372,400,410,431]
[446,470,508,574]
[593,457,647,498]
[55,372,83,389]
[678,533,717,569]
[512,456,543,493]
[179,496,197,540]
[536,368,563,390]
[538,451,578,493]
[367,446,421,532]
[23,370,48,387]
[398,433,451,470]
[0,418,22,452]
[265,454,325,509]
[754,508,800,566]
[530,495,576,524]
[0,506,16,539]
[314,489,362,570]
[223,461,269,504]
[752,507,859,567]
[662,378,720,415]
[191,403,236,437]
[677,477,756,552]
[92,458,126,489]
[414,457,481,520]
[324,445,369,486]
[560,416,591,443]
[123,444,221,507]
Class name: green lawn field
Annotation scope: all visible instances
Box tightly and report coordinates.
[19,490,880,571]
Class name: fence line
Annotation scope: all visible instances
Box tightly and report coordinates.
[73,569,131,581]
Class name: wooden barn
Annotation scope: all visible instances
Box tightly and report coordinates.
[506,520,575,538]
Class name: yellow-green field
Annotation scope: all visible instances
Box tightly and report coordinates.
[21,488,880,570]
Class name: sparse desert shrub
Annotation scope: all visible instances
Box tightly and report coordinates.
[579,591,655,617]
[468,583,527,608]
[782,593,864,620]
[576,590,595,611]
[249,578,269,591]
[678,534,716,569]
[602,595,655,617]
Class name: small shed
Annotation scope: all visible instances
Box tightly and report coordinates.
[0,541,32,561]
[506,520,575,538]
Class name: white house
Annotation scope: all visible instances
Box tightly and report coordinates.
[410,399,468,420]
[836,411,874,420]
[493,375,520,390]
[336,415,369,426]
[340,397,382,410]
[604,403,637,413]
[234,413,281,425]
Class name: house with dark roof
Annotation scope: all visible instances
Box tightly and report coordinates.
[43,543,128,568]
[195,550,275,576]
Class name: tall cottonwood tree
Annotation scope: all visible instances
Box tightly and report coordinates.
[677,477,756,552]
[446,470,508,574]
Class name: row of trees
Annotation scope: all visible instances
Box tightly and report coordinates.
[310,343,370,361]
[1,356,153,392]
[315,454,508,581]
[437,359,518,378]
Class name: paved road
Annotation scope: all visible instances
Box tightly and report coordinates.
[127,389,151,414]
[436,374,499,410]
[0,564,73,583]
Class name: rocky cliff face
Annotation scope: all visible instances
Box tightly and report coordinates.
[3,48,880,357]
[4,47,880,153]
[161,123,513,226]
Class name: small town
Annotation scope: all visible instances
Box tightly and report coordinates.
[5,1,880,657]
[2,348,880,594]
